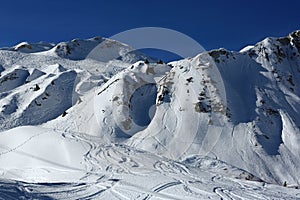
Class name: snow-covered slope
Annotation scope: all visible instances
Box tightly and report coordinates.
[0,31,300,199]
[1,126,299,199]
[89,30,300,186]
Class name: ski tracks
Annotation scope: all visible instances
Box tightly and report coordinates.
[7,130,298,199]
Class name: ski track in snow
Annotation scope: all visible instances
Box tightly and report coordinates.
[0,129,300,199]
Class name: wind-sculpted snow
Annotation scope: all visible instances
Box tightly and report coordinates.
[0,32,300,198]
[94,61,172,138]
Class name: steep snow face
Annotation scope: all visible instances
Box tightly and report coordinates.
[128,54,228,158]
[126,31,300,185]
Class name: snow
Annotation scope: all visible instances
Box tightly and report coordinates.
[0,126,87,182]
[1,126,299,199]
[239,45,254,52]
[0,31,300,198]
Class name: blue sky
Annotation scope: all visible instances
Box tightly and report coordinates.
[0,0,299,60]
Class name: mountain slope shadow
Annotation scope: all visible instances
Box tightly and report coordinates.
[129,83,157,127]
[216,54,283,155]
[217,56,268,125]
[256,114,283,155]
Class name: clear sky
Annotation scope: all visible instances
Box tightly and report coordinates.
[0,0,299,58]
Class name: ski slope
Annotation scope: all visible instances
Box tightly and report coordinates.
[0,31,300,199]
[0,126,299,199]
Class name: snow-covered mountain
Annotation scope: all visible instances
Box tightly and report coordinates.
[0,31,300,199]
